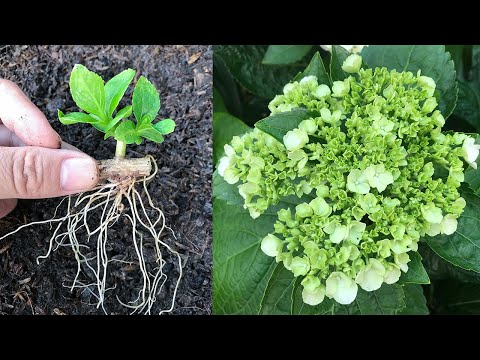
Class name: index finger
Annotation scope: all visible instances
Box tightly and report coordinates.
[0,79,62,149]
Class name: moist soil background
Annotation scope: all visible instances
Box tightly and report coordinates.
[0,45,212,315]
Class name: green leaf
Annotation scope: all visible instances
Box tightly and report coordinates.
[262,45,312,65]
[213,112,251,166]
[114,120,142,145]
[258,264,296,315]
[213,198,277,314]
[104,68,135,117]
[214,45,303,99]
[453,80,480,132]
[58,110,97,125]
[421,244,480,285]
[335,284,406,315]
[69,64,106,119]
[153,119,175,135]
[293,52,330,85]
[398,284,429,315]
[425,187,480,273]
[137,125,164,143]
[291,278,335,315]
[212,170,245,206]
[255,108,312,143]
[104,105,132,133]
[361,45,458,118]
[330,45,350,81]
[432,280,480,314]
[133,76,160,126]
[398,252,430,285]
[213,86,227,113]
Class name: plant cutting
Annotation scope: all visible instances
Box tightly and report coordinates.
[213,45,480,315]
[0,65,181,314]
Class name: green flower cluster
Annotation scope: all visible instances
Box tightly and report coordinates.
[218,53,480,305]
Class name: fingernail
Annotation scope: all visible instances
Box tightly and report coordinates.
[61,158,98,192]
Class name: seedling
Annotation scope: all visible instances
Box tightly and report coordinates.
[0,65,182,314]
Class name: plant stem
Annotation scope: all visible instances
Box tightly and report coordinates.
[115,141,127,159]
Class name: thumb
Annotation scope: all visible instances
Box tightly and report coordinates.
[0,147,98,199]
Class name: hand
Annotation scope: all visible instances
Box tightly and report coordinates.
[0,79,99,218]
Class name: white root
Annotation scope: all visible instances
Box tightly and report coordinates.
[0,155,182,315]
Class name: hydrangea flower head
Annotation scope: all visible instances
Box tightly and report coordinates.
[218,53,476,306]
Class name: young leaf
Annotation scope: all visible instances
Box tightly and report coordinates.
[133,76,160,126]
[114,120,142,145]
[137,125,164,143]
[104,105,132,133]
[58,110,98,125]
[104,69,136,117]
[262,45,312,65]
[153,119,175,134]
[69,64,106,120]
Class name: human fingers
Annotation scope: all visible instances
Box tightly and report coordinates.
[0,79,61,149]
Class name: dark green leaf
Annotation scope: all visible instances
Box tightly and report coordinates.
[446,45,472,80]
[213,54,243,117]
[214,45,303,99]
[425,187,480,273]
[137,125,164,143]
[398,284,429,315]
[262,45,312,65]
[213,86,227,113]
[330,45,350,81]
[69,64,106,119]
[58,110,97,125]
[213,112,251,166]
[398,252,430,285]
[258,264,296,315]
[213,198,277,314]
[255,108,311,143]
[153,119,175,135]
[421,244,480,284]
[291,278,335,315]
[132,76,160,126]
[361,45,458,118]
[212,170,245,206]
[114,120,142,145]
[453,80,480,132]
[293,52,330,85]
[335,284,406,315]
[104,68,135,117]
[432,280,480,314]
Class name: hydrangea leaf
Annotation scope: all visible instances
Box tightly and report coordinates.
[255,108,312,143]
[398,252,430,285]
[133,76,160,126]
[104,68,135,117]
[262,45,312,65]
[425,187,480,273]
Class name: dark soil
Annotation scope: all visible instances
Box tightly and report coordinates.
[0,45,212,315]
